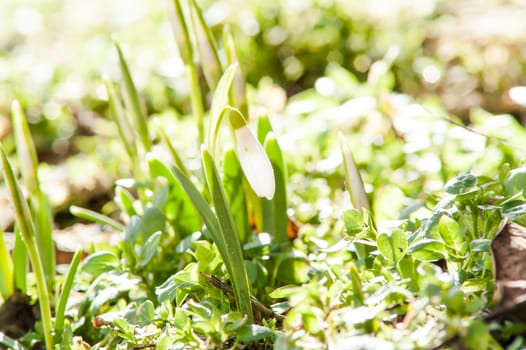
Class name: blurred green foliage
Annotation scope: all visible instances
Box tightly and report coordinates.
[2,0,526,349]
[2,0,526,159]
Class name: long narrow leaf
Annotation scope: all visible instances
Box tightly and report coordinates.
[148,158,201,235]
[12,101,55,291]
[0,148,36,244]
[257,115,273,144]
[338,132,370,211]
[201,148,253,321]
[208,63,238,152]
[148,158,223,253]
[11,100,39,193]
[0,146,53,350]
[224,29,248,117]
[261,195,275,238]
[258,120,275,236]
[265,133,289,243]
[0,228,13,298]
[150,157,252,320]
[12,230,26,293]
[170,0,205,144]
[244,177,263,233]
[30,191,55,295]
[189,0,222,90]
[169,0,193,65]
[223,149,250,244]
[157,124,189,177]
[54,248,82,342]
[115,42,151,152]
[104,78,137,160]
[70,206,125,231]
[248,117,274,232]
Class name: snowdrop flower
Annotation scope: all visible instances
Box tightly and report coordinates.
[234,125,275,200]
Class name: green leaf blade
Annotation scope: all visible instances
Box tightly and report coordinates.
[82,251,120,275]
[189,0,222,90]
[201,148,254,322]
[0,228,13,298]
[338,132,370,212]
[12,231,27,293]
[104,78,137,160]
[0,147,36,244]
[444,173,478,195]
[264,133,288,243]
[223,149,250,244]
[439,215,466,255]
[115,42,151,152]
[11,100,39,193]
[407,239,446,262]
[377,229,407,263]
[0,146,53,350]
[55,248,82,341]
[70,205,125,231]
[139,231,162,267]
[208,63,238,150]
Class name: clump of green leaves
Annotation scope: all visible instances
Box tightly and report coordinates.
[5,1,526,349]
[70,2,526,348]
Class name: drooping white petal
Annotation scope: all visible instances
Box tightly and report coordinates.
[235,125,275,200]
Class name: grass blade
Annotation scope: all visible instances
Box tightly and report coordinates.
[201,148,253,322]
[115,42,151,152]
[54,248,82,343]
[69,205,125,231]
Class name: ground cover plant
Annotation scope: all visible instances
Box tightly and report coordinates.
[2,0,526,349]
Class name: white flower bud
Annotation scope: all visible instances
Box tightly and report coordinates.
[234,125,275,200]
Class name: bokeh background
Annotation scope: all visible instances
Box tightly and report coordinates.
[2,0,526,156]
[2,0,526,219]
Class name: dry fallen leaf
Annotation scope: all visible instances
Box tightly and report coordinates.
[490,220,526,320]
